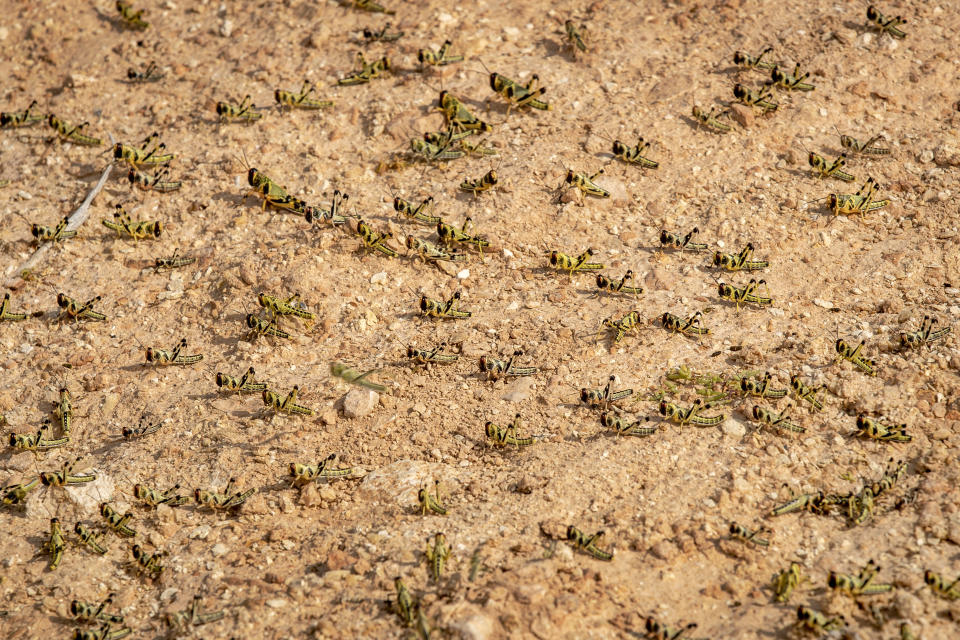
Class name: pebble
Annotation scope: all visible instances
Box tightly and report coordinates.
[219,19,233,37]
[67,471,115,511]
[212,543,229,557]
[370,271,387,284]
[265,599,287,609]
[359,460,436,507]
[343,388,379,418]
[722,419,747,438]
[457,268,470,280]
[729,104,753,128]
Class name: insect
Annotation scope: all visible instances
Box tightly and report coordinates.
[155,249,195,271]
[406,236,467,263]
[691,105,732,133]
[122,417,162,438]
[2,477,40,506]
[437,217,490,253]
[729,521,771,547]
[901,623,916,640]
[44,517,66,570]
[835,338,877,376]
[102,205,163,242]
[41,458,96,487]
[263,386,314,416]
[855,415,910,443]
[644,617,699,640]
[144,338,203,365]
[595,271,644,297]
[563,168,610,202]
[393,577,416,626]
[479,350,539,380]
[600,412,656,437]
[740,372,787,399]
[338,52,391,85]
[127,61,163,83]
[356,219,399,257]
[660,312,709,339]
[364,23,404,42]
[239,154,291,209]
[131,544,165,577]
[900,315,951,349]
[789,375,823,411]
[425,532,449,581]
[732,83,778,113]
[407,343,460,367]
[73,622,133,640]
[418,480,447,516]
[194,478,257,511]
[808,152,855,182]
[485,414,538,448]
[289,453,354,486]
[564,20,587,53]
[659,228,707,253]
[128,167,181,192]
[275,79,334,110]
[132,483,190,507]
[73,523,109,555]
[581,375,634,410]
[659,399,726,427]
[116,0,148,29]
[773,562,802,602]
[216,367,268,396]
[113,132,174,169]
[828,177,889,218]
[0,99,44,128]
[9,420,70,452]
[866,5,907,39]
[549,249,605,275]
[394,195,440,225]
[769,64,815,91]
[246,314,291,339]
[330,362,388,393]
[216,95,262,122]
[31,216,77,244]
[48,115,102,146]
[828,559,894,596]
[716,279,773,310]
[796,606,845,633]
[418,40,463,66]
[346,0,395,15]
[713,244,768,271]
[56,293,106,324]
[601,311,642,344]
[752,405,805,434]
[733,46,775,70]
[437,91,491,133]
[610,137,658,168]
[923,570,960,600]
[165,594,226,630]
[839,131,891,156]
[419,291,472,319]
[567,526,613,561]
[770,489,829,517]
[410,136,465,161]
[489,72,551,112]
[258,292,315,322]
[99,503,136,537]
[305,189,350,226]
[71,595,122,623]
[459,169,498,196]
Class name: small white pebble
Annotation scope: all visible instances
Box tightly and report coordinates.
[457,269,469,279]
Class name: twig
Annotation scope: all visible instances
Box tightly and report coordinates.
[5,155,114,290]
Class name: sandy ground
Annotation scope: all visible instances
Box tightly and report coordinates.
[1,0,960,638]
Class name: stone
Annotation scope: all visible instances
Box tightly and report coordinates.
[343,388,378,418]
[729,104,754,128]
[359,460,437,507]
[722,418,747,438]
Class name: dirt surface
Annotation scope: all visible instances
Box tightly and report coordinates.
[1,0,960,638]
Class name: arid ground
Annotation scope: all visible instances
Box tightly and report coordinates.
[1,0,959,638]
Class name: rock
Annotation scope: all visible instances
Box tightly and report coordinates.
[265,599,287,609]
[359,460,437,507]
[722,418,747,438]
[370,271,386,284]
[211,543,229,557]
[343,388,378,418]
[893,590,924,619]
[934,143,960,167]
[219,19,233,37]
[67,471,115,511]
[729,104,754,128]
[649,539,679,561]
[448,611,496,640]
